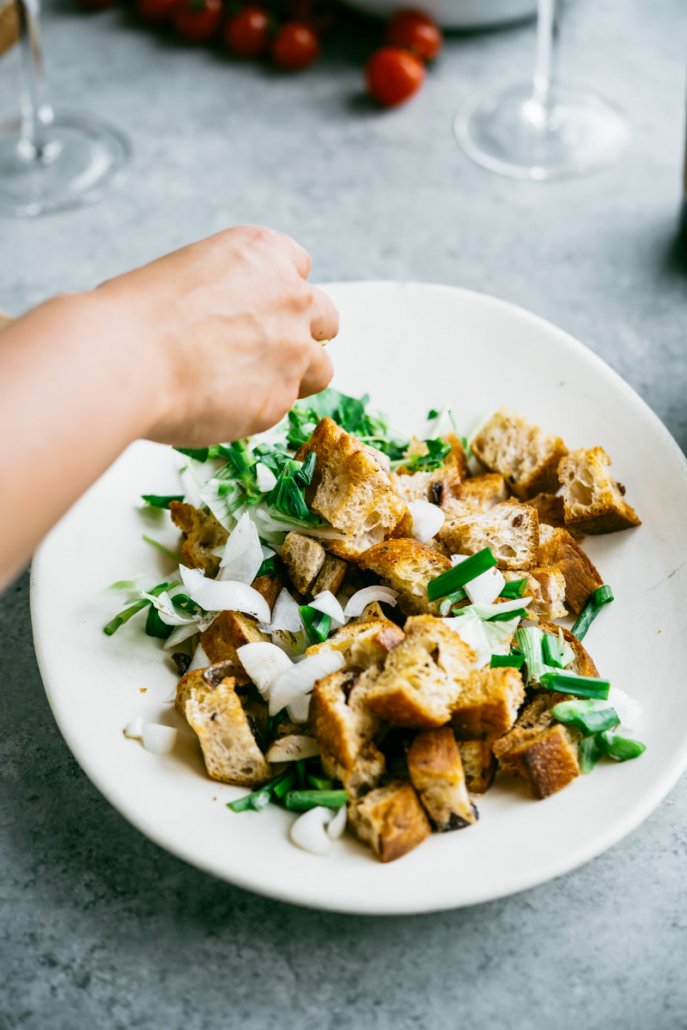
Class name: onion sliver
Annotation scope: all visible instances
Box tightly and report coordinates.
[218,512,264,585]
[266,735,320,763]
[269,650,344,716]
[141,723,177,754]
[464,567,506,606]
[309,590,346,627]
[262,587,302,634]
[123,717,144,740]
[255,462,277,492]
[326,804,347,840]
[343,586,399,619]
[179,565,271,623]
[287,693,311,723]
[237,641,293,698]
[407,499,445,543]
[289,807,334,857]
[187,641,210,673]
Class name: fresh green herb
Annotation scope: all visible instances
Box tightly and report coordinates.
[401,438,452,473]
[142,535,182,563]
[572,584,614,641]
[215,440,262,504]
[284,789,348,812]
[551,699,620,735]
[490,654,525,669]
[427,548,497,601]
[145,604,173,640]
[294,452,316,487]
[542,633,565,668]
[252,442,291,475]
[540,670,610,700]
[226,768,294,812]
[460,435,472,460]
[515,626,546,684]
[256,555,277,578]
[307,773,335,790]
[140,494,184,509]
[285,388,410,461]
[267,459,315,522]
[103,581,172,636]
[271,769,297,800]
[299,604,332,644]
[579,735,603,774]
[426,408,439,420]
[500,578,528,600]
[487,607,528,623]
[175,445,211,462]
[597,731,646,762]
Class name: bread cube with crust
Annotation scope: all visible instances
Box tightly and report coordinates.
[471,408,568,500]
[441,474,509,519]
[451,666,525,739]
[311,668,385,792]
[558,447,641,534]
[348,781,431,862]
[307,617,404,670]
[526,492,567,529]
[201,610,269,673]
[295,417,408,555]
[365,615,476,728]
[537,524,603,615]
[311,554,348,597]
[177,668,271,786]
[439,502,539,571]
[357,538,451,615]
[407,727,477,830]
[496,720,580,799]
[392,434,468,506]
[458,739,496,794]
[505,567,567,621]
[251,571,282,611]
[169,501,228,578]
[279,531,325,596]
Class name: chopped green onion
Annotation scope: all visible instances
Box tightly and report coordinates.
[140,494,184,509]
[267,459,316,522]
[271,768,297,800]
[102,581,172,636]
[175,445,211,462]
[299,605,332,644]
[294,452,316,487]
[540,670,610,700]
[227,768,294,813]
[542,633,565,668]
[490,654,525,669]
[145,604,173,640]
[500,578,528,600]
[402,438,451,473]
[284,789,348,812]
[488,607,528,623]
[551,699,620,735]
[438,588,467,615]
[307,773,334,790]
[427,548,497,601]
[256,555,277,578]
[597,731,646,762]
[579,735,602,774]
[515,626,546,684]
[572,584,615,641]
[142,535,182,563]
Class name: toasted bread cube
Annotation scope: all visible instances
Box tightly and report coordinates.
[311,554,348,597]
[392,434,468,506]
[505,567,567,621]
[492,692,561,770]
[365,615,476,728]
[200,610,269,670]
[526,492,567,528]
[251,571,282,611]
[439,502,539,571]
[295,417,408,554]
[498,722,580,799]
[169,501,228,578]
[179,671,271,786]
[471,408,568,500]
[311,668,385,792]
[357,538,451,615]
[458,739,496,794]
[537,621,599,677]
[537,525,603,615]
[280,532,325,596]
[441,474,509,519]
[558,447,641,534]
[348,781,431,862]
[407,727,477,830]
[307,617,404,670]
[451,667,525,739]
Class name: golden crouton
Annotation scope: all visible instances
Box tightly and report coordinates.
[439,502,539,571]
[537,525,603,615]
[471,408,568,500]
[251,571,282,611]
[348,781,431,862]
[558,447,641,534]
[200,611,269,672]
[504,567,567,621]
[296,417,408,554]
[458,739,496,794]
[492,691,562,770]
[497,722,580,799]
[280,531,325,596]
[311,554,348,597]
[311,668,385,792]
[392,434,468,506]
[307,617,404,669]
[441,474,509,519]
[365,615,476,728]
[178,671,271,786]
[169,501,228,578]
[526,492,567,529]
[407,727,477,830]
[451,666,525,739]
[357,538,451,615]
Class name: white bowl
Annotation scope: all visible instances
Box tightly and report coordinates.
[345,0,537,30]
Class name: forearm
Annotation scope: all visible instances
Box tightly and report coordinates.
[0,291,164,587]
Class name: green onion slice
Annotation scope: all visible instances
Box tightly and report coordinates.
[515,626,546,684]
[427,548,497,602]
[572,584,614,641]
[142,535,182,563]
[500,578,528,600]
[307,773,335,790]
[488,607,528,623]
[597,731,646,762]
[299,605,332,644]
[540,670,610,700]
[551,699,620,735]
[579,735,602,774]
[490,654,525,669]
[140,494,184,509]
[284,790,348,812]
[227,768,294,813]
[102,580,172,636]
[542,633,565,668]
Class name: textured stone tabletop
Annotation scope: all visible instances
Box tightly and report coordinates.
[1,1,686,1027]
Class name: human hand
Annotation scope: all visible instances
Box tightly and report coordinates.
[97,225,338,446]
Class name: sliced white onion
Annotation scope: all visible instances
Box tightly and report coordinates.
[450,553,469,566]
[262,587,302,634]
[142,589,197,627]
[326,804,347,840]
[289,806,334,857]
[343,586,399,619]
[287,693,311,723]
[141,723,178,754]
[310,590,346,628]
[269,650,344,716]
[163,619,208,650]
[407,499,445,543]
[468,597,533,620]
[217,511,264,585]
[443,612,490,668]
[266,735,320,763]
[187,641,210,673]
[178,462,204,509]
[609,687,643,732]
[464,567,506,606]
[123,717,144,740]
[179,565,271,623]
[255,462,277,492]
[237,641,293,698]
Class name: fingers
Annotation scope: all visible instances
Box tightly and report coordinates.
[309,286,339,343]
[277,232,312,280]
[298,339,334,398]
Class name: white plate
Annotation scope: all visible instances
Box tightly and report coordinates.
[31,282,687,915]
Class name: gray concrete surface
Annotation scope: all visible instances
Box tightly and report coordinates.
[1,1,686,1027]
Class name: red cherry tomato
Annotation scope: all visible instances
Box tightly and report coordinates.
[137,0,176,23]
[224,6,270,58]
[365,46,425,107]
[387,9,442,61]
[271,21,320,70]
[173,0,222,43]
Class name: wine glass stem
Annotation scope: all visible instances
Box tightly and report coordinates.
[17,0,54,159]
[530,0,561,119]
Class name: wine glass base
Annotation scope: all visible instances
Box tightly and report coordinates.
[454,82,628,181]
[0,112,130,217]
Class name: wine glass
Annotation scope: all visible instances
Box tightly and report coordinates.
[454,0,628,181]
[0,0,130,217]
